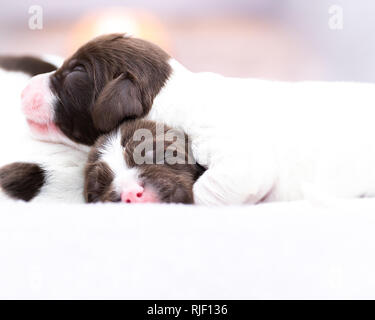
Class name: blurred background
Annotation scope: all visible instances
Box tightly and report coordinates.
[0,0,374,81]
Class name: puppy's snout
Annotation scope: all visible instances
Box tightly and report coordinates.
[120,181,159,204]
[121,183,144,203]
[21,73,55,123]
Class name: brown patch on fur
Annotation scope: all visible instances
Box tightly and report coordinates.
[84,119,205,204]
[139,166,196,204]
[84,161,117,203]
[50,34,172,145]
[0,162,46,201]
[121,120,203,178]
[0,56,57,76]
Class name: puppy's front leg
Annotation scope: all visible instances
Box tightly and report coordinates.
[192,154,276,205]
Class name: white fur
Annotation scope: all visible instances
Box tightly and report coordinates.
[0,67,87,203]
[98,129,139,193]
[146,59,375,204]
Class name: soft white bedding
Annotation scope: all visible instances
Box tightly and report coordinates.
[1,199,375,299]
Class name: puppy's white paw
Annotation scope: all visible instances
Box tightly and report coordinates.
[193,161,273,205]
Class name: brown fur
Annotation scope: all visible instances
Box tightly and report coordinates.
[0,162,46,201]
[0,55,57,76]
[85,161,118,203]
[84,119,205,204]
[50,34,172,145]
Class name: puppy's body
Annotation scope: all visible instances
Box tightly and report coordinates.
[0,57,87,203]
[149,60,375,203]
[20,34,375,204]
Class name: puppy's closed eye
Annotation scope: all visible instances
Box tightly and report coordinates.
[72,64,85,73]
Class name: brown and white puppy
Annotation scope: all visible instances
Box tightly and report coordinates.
[0,55,88,203]
[22,33,375,205]
[21,34,171,147]
[85,119,205,204]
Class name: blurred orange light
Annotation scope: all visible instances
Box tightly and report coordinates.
[67,7,171,56]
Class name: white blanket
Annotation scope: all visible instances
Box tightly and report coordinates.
[1,199,375,299]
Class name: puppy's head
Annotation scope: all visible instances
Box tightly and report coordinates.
[84,120,205,204]
[21,34,171,148]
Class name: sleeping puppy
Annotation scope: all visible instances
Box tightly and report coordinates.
[85,119,205,204]
[0,55,203,204]
[20,33,375,204]
[0,55,88,203]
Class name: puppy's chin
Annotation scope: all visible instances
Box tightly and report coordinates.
[26,119,58,137]
[26,119,90,152]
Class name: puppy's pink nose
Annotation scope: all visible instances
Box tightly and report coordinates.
[121,184,145,203]
[22,85,43,110]
[21,73,54,123]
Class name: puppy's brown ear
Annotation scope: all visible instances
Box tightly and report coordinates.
[92,74,143,132]
[84,161,114,203]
